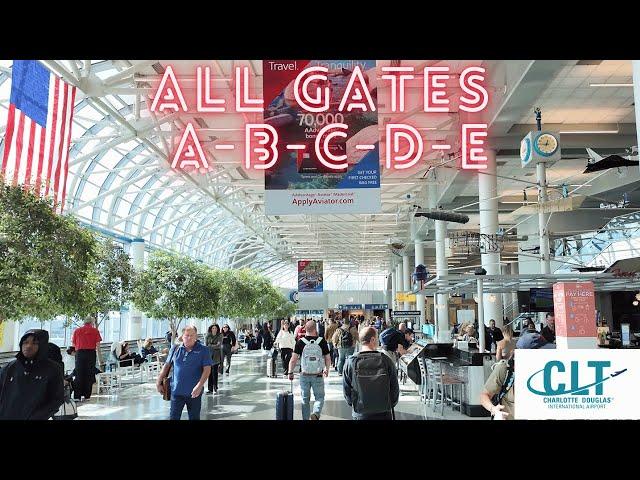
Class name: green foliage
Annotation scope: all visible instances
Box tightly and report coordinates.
[0,183,98,322]
[131,251,221,326]
[89,239,134,325]
[0,183,289,329]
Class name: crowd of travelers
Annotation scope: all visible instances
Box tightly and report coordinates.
[0,311,557,421]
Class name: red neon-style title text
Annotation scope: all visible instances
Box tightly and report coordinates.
[150,64,490,172]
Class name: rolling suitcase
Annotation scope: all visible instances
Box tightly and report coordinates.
[267,357,277,378]
[276,380,294,420]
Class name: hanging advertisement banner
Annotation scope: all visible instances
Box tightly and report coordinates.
[262,60,381,215]
[298,260,323,292]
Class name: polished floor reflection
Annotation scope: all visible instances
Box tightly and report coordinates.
[77,350,485,420]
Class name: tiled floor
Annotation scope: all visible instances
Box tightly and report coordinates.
[77,350,487,420]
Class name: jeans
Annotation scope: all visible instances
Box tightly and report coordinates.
[328,343,336,367]
[207,362,219,392]
[222,349,232,373]
[352,411,393,420]
[169,394,202,420]
[337,347,355,374]
[299,375,325,420]
[280,348,293,374]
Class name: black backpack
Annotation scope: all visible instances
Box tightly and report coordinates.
[351,352,391,415]
[340,328,353,348]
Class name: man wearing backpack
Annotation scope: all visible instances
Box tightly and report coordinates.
[342,327,399,420]
[288,320,331,420]
[332,319,357,375]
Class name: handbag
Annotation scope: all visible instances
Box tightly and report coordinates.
[52,383,77,420]
[161,346,179,401]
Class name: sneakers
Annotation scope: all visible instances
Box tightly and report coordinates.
[310,413,320,420]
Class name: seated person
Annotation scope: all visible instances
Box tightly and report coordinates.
[114,341,145,367]
[140,338,158,358]
[461,324,477,342]
[64,346,76,377]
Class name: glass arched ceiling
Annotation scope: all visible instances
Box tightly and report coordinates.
[3,60,497,288]
[0,60,304,286]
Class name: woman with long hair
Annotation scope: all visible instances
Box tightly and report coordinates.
[261,322,274,351]
[496,324,516,361]
[205,324,223,393]
[274,320,295,375]
[221,324,237,375]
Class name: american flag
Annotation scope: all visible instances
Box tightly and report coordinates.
[1,60,77,212]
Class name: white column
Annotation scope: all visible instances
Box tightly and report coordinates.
[537,162,551,274]
[477,278,486,352]
[501,264,510,327]
[633,61,640,174]
[0,320,17,352]
[128,239,145,340]
[402,255,411,310]
[395,263,401,311]
[435,219,450,341]
[391,265,397,312]
[415,240,425,328]
[478,149,503,326]
[510,262,519,320]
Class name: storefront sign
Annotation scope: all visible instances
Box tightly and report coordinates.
[337,304,363,310]
[295,310,324,315]
[391,310,421,316]
[365,304,388,310]
[553,282,597,338]
[516,350,640,419]
[396,292,416,302]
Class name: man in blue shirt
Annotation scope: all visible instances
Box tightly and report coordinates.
[156,325,212,420]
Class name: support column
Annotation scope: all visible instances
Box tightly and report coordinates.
[395,263,402,311]
[510,262,519,320]
[0,320,17,352]
[633,61,640,174]
[391,266,397,311]
[435,219,450,341]
[402,255,411,311]
[128,239,145,340]
[477,278,486,352]
[501,263,510,324]
[478,149,503,327]
[415,240,425,328]
[537,162,551,275]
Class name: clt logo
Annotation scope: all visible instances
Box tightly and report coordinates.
[527,360,627,396]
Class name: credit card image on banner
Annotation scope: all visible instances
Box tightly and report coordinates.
[263,60,381,215]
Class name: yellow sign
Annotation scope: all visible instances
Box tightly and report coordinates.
[396,292,416,302]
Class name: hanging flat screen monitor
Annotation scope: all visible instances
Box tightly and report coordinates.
[529,288,554,312]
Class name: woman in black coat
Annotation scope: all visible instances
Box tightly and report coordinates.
[221,325,237,375]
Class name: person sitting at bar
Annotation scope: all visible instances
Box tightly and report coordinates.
[462,324,477,342]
